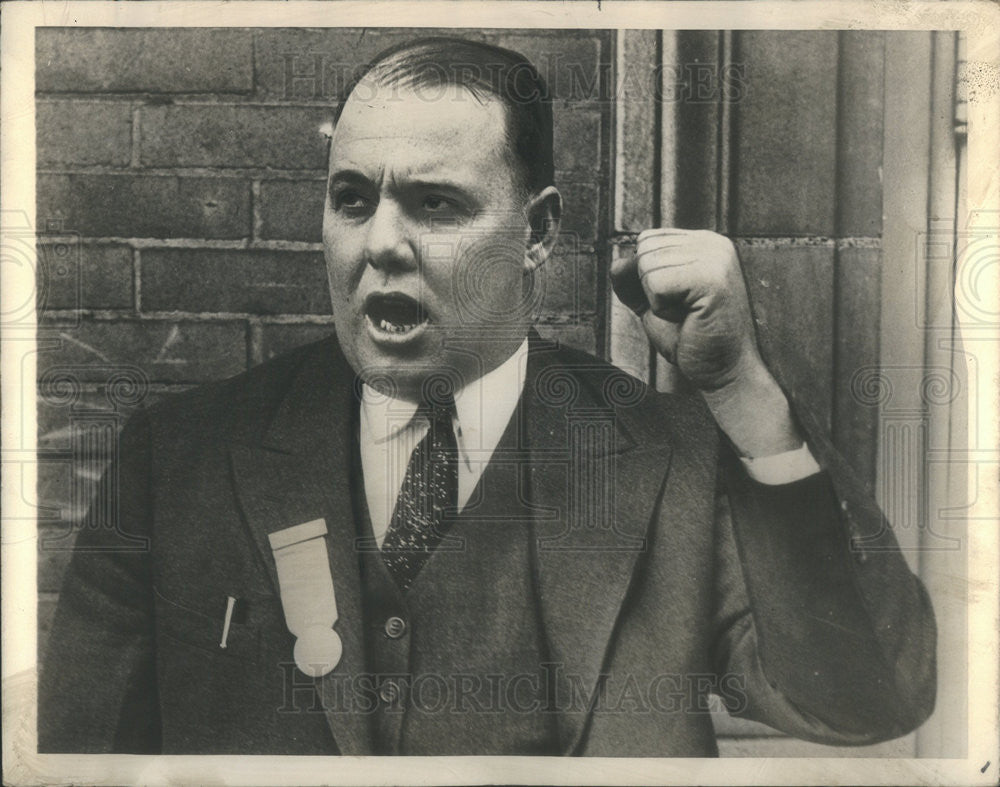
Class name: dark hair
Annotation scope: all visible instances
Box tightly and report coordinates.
[334,36,554,196]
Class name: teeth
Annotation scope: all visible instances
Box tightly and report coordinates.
[378,318,417,334]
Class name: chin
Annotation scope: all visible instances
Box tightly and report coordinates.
[349,347,433,400]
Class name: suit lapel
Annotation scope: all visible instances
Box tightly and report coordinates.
[524,337,674,754]
[227,334,675,755]
[229,339,374,754]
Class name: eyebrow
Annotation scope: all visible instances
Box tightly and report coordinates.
[328,169,370,185]
[328,169,483,202]
[403,177,479,197]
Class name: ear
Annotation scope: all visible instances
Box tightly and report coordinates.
[320,120,335,159]
[523,186,562,273]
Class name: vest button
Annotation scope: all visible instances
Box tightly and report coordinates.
[379,679,401,705]
[384,616,407,639]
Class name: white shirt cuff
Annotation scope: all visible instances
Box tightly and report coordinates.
[740,443,821,485]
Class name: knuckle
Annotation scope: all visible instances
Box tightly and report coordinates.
[700,230,734,253]
[635,254,663,278]
[637,228,668,243]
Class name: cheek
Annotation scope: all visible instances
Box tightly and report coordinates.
[432,233,526,325]
[464,235,524,291]
[323,226,363,301]
[323,254,349,300]
[324,260,362,335]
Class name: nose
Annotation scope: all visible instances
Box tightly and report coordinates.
[363,199,417,274]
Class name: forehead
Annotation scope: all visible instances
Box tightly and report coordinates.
[330,80,513,181]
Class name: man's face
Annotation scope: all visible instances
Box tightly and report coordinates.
[323,80,537,401]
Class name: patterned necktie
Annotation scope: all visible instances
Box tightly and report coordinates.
[380,397,458,591]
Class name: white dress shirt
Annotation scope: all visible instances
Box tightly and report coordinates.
[359,338,820,546]
[360,339,531,547]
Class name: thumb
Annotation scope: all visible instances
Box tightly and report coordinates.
[640,310,681,364]
[610,247,650,315]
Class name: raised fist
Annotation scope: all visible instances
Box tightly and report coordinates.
[611,228,765,394]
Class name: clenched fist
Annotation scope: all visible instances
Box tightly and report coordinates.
[611,229,762,392]
[612,228,802,457]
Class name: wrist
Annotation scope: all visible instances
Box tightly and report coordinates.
[700,358,803,458]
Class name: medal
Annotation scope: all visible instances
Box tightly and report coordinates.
[268,518,342,677]
[293,625,344,678]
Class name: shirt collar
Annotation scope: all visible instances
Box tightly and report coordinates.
[361,338,530,449]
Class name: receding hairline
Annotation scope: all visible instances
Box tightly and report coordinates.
[335,68,533,199]
[332,37,554,197]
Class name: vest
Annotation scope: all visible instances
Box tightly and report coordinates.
[352,400,560,755]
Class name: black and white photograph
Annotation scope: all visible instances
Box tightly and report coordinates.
[1,2,997,784]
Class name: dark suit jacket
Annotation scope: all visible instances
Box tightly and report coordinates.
[39,333,936,755]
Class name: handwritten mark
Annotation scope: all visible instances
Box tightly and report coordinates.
[153,324,182,363]
[58,332,111,363]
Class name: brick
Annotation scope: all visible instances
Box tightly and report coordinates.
[535,252,597,314]
[673,31,726,230]
[556,179,601,245]
[497,34,606,102]
[254,29,608,104]
[615,30,660,232]
[255,29,392,103]
[258,179,325,242]
[253,28,494,102]
[836,32,885,237]
[36,458,75,529]
[36,29,253,94]
[37,389,137,448]
[38,174,250,239]
[36,101,132,167]
[38,525,80,593]
[731,32,839,236]
[736,242,834,430]
[37,318,247,383]
[553,108,602,173]
[257,323,336,364]
[140,105,331,170]
[38,593,59,657]
[141,249,331,315]
[37,243,133,311]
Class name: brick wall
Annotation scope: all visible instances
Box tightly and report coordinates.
[35,27,613,647]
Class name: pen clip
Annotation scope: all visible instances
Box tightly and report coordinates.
[220,596,236,649]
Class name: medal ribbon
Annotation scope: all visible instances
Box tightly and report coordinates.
[268,518,342,677]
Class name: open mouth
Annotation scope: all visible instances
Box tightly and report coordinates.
[364,292,428,338]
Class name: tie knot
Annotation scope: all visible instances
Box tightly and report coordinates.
[419,376,456,427]
[419,397,455,430]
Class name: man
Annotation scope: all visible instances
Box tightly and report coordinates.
[40,37,936,756]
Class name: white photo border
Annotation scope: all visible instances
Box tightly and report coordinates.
[2,2,997,785]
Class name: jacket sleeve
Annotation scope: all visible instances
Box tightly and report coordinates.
[38,409,162,753]
[709,405,937,744]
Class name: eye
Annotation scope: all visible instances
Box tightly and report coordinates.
[420,194,471,228]
[332,187,373,216]
[423,195,452,212]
